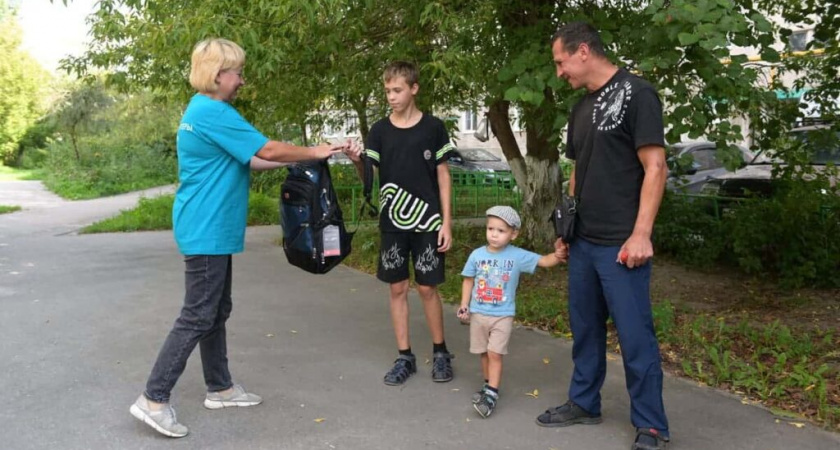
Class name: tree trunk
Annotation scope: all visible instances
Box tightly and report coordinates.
[70,128,81,162]
[488,96,562,247]
[353,96,370,144]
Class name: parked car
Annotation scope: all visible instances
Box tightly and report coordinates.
[448,148,514,187]
[666,141,754,193]
[701,125,839,198]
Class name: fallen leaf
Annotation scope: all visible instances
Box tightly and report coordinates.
[543,358,550,364]
[606,354,618,361]
[525,389,539,398]
[804,384,815,392]
[451,388,460,392]
[789,422,805,429]
[425,358,431,365]
[314,418,326,423]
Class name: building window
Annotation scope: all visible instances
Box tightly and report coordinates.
[322,113,359,138]
[789,29,810,52]
[462,110,479,132]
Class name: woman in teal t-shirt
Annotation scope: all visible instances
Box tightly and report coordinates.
[129,38,347,438]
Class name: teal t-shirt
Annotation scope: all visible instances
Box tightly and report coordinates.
[173,94,270,255]
[461,245,540,317]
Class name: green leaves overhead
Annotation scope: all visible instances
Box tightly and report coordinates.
[66,0,837,242]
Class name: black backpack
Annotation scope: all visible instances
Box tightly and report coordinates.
[279,157,375,274]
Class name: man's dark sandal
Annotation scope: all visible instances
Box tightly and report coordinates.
[383,355,416,386]
[431,351,454,382]
[632,428,669,450]
[535,400,603,427]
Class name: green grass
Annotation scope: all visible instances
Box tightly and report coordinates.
[0,205,22,214]
[81,195,176,233]
[81,191,281,234]
[0,164,42,181]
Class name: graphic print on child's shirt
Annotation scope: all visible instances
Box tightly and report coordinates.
[473,258,515,305]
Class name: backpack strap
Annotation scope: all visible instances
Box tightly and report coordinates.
[357,152,378,223]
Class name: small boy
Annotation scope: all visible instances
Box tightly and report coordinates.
[346,61,458,385]
[457,206,567,418]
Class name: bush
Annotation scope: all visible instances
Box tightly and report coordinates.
[41,140,178,199]
[656,182,840,288]
[727,181,840,288]
[654,192,727,267]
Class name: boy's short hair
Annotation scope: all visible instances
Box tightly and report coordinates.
[551,21,606,58]
[486,205,521,230]
[189,38,246,93]
[383,61,419,86]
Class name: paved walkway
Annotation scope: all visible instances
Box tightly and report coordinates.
[1,181,838,450]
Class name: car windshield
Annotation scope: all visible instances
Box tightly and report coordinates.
[460,149,500,162]
[792,128,840,165]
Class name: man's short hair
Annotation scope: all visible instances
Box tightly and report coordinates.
[383,61,419,86]
[551,22,606,58]
[189,38,246,93]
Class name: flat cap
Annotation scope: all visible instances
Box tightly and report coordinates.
[486,205,521,229]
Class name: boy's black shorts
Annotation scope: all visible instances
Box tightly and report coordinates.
[377,232,445,286]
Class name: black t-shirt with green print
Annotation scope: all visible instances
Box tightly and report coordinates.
[365,114,456,233]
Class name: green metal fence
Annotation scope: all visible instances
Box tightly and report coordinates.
[335,179,522,223]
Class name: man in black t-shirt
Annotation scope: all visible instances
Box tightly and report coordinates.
[347,61,458,387]
[534,22,671,450]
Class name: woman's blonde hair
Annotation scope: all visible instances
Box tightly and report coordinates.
[189,38,246,93]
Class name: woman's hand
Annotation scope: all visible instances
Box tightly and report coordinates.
[312,142,346,160]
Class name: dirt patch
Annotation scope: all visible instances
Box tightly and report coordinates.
[651,256,840,333]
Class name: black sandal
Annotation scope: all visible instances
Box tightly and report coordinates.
[632,428,669,450]
[383,354,416,385]
[431,351,454,382]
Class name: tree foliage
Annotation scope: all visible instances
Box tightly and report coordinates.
[66,0,838,244]
[0,2,51,165]
[53,79,114,161]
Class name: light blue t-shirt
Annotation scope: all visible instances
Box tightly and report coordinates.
[173,94,270,255]
[461,245,541,317]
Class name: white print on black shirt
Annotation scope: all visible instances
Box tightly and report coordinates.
[379,183,443,232]
[381,243,405,271]
[415,244,440,274]
[593,80,632,131]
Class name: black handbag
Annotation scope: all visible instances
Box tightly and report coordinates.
[550,129,594,243]
[552,194,577,242]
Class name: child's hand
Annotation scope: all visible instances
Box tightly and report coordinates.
[457,306,470,323]
[554,238,569,263]
[343,139,363,162]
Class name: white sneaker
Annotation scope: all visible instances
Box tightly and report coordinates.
[204,384,263,410]
[129,395,189,438]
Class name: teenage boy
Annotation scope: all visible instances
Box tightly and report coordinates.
[346,61,458,385]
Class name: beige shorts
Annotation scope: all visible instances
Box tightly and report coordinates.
[469,313,514,355]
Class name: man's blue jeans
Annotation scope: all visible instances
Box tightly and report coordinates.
[144,255,234,403]
[567,238,669,436]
